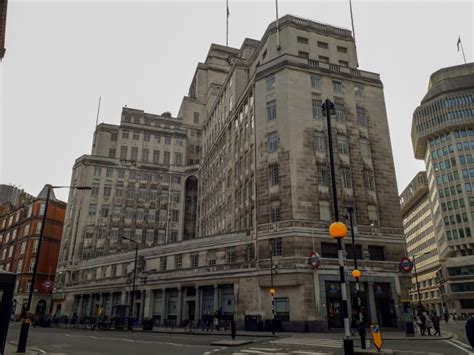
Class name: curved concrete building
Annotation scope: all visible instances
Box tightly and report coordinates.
[411,63,474,316]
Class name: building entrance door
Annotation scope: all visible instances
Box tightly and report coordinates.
[188,301,195,321]
[325,281,343,328]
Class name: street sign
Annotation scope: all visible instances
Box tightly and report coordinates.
[370,323,383,351]
[308,251,321,269]
[399,257,414,273]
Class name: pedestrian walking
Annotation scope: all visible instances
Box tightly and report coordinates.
[466,316,474,349]
[350,311,358,336]
[424,312,433,336]
[431,313,441,336]
[444,312,449,324]
[416,314,425,336]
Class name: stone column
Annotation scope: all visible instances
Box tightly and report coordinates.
[177,287,183,326]
[77,295,84,320]
[313,271,322,320]
[368,282,378,324]
[161,288,167,324]
[89,294,94,318]
[143,289,153,320]
[120,290,126,305]
[213,285,219,313]
[140,290,146,321]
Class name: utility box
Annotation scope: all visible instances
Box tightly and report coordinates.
[0,271,16,355]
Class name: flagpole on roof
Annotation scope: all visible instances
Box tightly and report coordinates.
[457,36,467,64]
[349,0,359,67]
[95,96,101,127]
[226,0,229,46]
[275,0,281,50]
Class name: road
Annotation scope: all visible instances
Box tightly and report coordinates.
[5,322,474,355]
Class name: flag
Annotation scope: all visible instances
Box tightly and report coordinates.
[457,36,461,52]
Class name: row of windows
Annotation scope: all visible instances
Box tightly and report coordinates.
[0,240,38,263]
[444,212,470,226]
[406,225,434,248]
[116,131,185,145]
[320,243,385,260]
[451,282,474,293]
[113,146,184,166]
[431,144,454,159]
[448,266,474,277]
[438,184,463,198]
[441,198,467,212]
[0,223,41,246]
[430,128,474,148]
[92,167,181,185]
[313,131,372,159]
[446,227,472,240]
[456,140,474,152]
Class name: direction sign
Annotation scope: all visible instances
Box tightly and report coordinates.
[399,257,414,273]
[308,251,321,269]
[370,323,383,351]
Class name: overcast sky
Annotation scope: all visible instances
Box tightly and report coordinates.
[1,0,472,201]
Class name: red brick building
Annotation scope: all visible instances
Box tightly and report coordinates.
[0,186,66,317]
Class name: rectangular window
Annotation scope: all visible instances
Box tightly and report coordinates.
[341,167,352,188]
[335,104,345,123]
[321,242,338,258]
[164,151,171,165]
[153,150,160,164]
[368,205,379,224]
[365,173,375,191]
[174,254,182,270]
[298,51,309,59]
[270,204,281,223]
[226,247,236,263]
[144,133,150,142]
[111,132,118,141]
[160,257,167,271]
[317,164,329,186]
[274,297,290,321]
[266,74,275,91]
[108,148,116,158]
[207,250,217,266]
[337,45,348,53]
[319,200,331,221]
[193,112,200,124]
[312,99,322,119]
[318,55,329,63]
[175,152,183,166]
[339,60,348,67]
[268,131,278,153]
[337,135,349,155]
[191,254,199,268]
[354,83,365,98]
[314,131,325,152]
[310,74,321,90]
[360,139,371,159]
[131,147,138,161]
[317,41,328,49]
[29,258,35,272]
[270,238,282,256]
[88,204,97,217]
[369,245,385,261]
[94,167,101,177]
[345,245,362,260]
[142,149,149,162]
[357,107,367,126]
[120,146,128,160]
[297,36,308,44]
[333,81,343,94]
[267,100,277,121]
[122,131,129,139]
[269,164,279,186]
[165,137,171,145]
[171,210,180,222]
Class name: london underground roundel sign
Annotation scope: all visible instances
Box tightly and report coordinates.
[399,257,414,273]
[309,251,321,269]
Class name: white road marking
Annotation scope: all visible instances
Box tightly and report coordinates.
[291,351,332,355]
[451,338,473,349]
[248,347,282,352]
[241,350,266,354]
[444,340,474,354]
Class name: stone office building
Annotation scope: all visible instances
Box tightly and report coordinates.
[54,15,410,330]
[410,63,474,317]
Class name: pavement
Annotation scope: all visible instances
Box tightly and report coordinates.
[4,321,471,355]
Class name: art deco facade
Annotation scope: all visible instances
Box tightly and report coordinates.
[54,15,409,330]
[400,172,444,314]
[0,186,66,317]
[411,62,474,316]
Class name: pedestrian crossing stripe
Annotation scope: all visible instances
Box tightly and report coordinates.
[270,337,370,349]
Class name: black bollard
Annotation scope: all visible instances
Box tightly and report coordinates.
[230,320,236,340]
[358,320,366,349]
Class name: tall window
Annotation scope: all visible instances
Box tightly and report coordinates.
[120,146,128,160]
[142,149,149,162]
[335,104,345,123]
[368,205,379,224]
[164,151,171,165]
[270,204,281,223]
[333,81,343,94]
[193,112,200,124]
[341,167,352,188]
[111,132,118,141]
[365,173,375,191]
[270,238,282,256]
[226,247,236,263]
[160,257,167,271]
[266,74,275,91]
[312,99,322,119]
[269,164,279,186]
[131,147,138,161]
[153,150,160,164]
[360,139,371,159]
[311,74,321,89]
[175,254,182,270]
[354,83,365,98]
[337,135,349,155]
[109,148,116,158]
[268,131,278,153]
[175,152,183,166]
[267,100,277,121]
[191,254,199,268]
[314,131,325,152]
[357,107,367,126]
[94,167,101,177]
[317,164,329,186]
[319,200,331,221]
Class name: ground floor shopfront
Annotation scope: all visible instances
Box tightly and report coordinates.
[12,293,51,320]
[53,267,409,331]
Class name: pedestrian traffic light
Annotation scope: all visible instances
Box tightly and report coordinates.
[269,288,276,296]
[329,221,348,238]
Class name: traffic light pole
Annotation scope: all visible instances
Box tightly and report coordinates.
[324,99,354,355]
[270,243,275,335]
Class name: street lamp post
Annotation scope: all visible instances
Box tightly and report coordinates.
[269,242,275,335]
[347,207,362,322]
[17,185,91,353]
[121,236,138,330]
[323,99,354,355]
[412,254,423,313]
